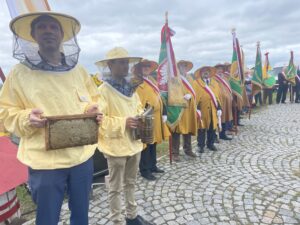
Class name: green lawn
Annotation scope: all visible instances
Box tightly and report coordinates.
[16,185,36,221]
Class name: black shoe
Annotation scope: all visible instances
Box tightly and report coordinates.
[219,135,232,141]
[151,167,164,173]
[126,215,154,225]
[207,145,217,151]
[198,146,204,153]
[281,102,286,104]
[141,173,156,181]
[136,215,154,225]
[184,151,197,157]
[237,123,244,126]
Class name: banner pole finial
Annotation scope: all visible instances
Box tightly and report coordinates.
[165,11,168,24]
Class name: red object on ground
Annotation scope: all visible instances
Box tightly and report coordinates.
[0,136,28,195]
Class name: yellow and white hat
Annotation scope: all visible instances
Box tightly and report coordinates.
[95,47,142,68]
[9,11,81,43]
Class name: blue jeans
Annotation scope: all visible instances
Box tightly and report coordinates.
[28,158,93,225]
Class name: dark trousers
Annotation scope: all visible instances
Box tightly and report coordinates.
[183,134,192,153]
[237,110,242,125]
[28,158,93,225]
[263,89,273,105]
[296,85,300,102]
[197,122,216,148]
[220,122,230,138]
[276,84,288,103]
[254,92,262,105]
[290,85,300,102]
[171,133,192,155]
[232,108,242,126]
[139,143,157,175]
[248,95,253,107]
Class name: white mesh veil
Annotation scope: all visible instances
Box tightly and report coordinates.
[96,59,143,91]
[10,13,80,71]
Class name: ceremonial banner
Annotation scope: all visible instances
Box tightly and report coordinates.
[157,15,184,129]
[252,42,263,96]
[229,30,243,100]
[285,51,297,85]
[262,52,276,88]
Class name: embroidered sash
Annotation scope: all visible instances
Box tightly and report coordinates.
[215,74,232,94]
[180,75,196,98]
[196,79,218,109]
[143,77,160,94]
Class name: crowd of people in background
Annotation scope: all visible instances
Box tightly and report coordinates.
[244,68,300,115]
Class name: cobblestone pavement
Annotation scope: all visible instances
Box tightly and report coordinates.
[25,104,300,225]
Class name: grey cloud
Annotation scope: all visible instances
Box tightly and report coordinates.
[0,0,300,80]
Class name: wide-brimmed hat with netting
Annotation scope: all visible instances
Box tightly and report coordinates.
[9,11,81,71]
[10,11,80,43]
[95,47,143,91]
[95,47,142,68]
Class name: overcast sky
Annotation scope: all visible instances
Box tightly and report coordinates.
[1,0,300,81]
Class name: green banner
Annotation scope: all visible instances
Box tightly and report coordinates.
[252,45,263,95]
[157,23,183,130]
[285,51,296,85]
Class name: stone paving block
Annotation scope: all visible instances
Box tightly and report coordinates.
[55,104,300,224]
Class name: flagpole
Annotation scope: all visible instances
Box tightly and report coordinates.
[249,41,260,120]
[0,67,5,83]
[248,52,252,121]
[234,96,238,134]
[265,52,269,72]
[264,51,269,93]
[240,43,250,120]
[291,50,295,102]
[165,11,173,165]
[231,28,238,134]
[165,11,168,24]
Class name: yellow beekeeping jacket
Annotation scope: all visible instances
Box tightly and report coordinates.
[98,82,144,157]
[0,63,99,169]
